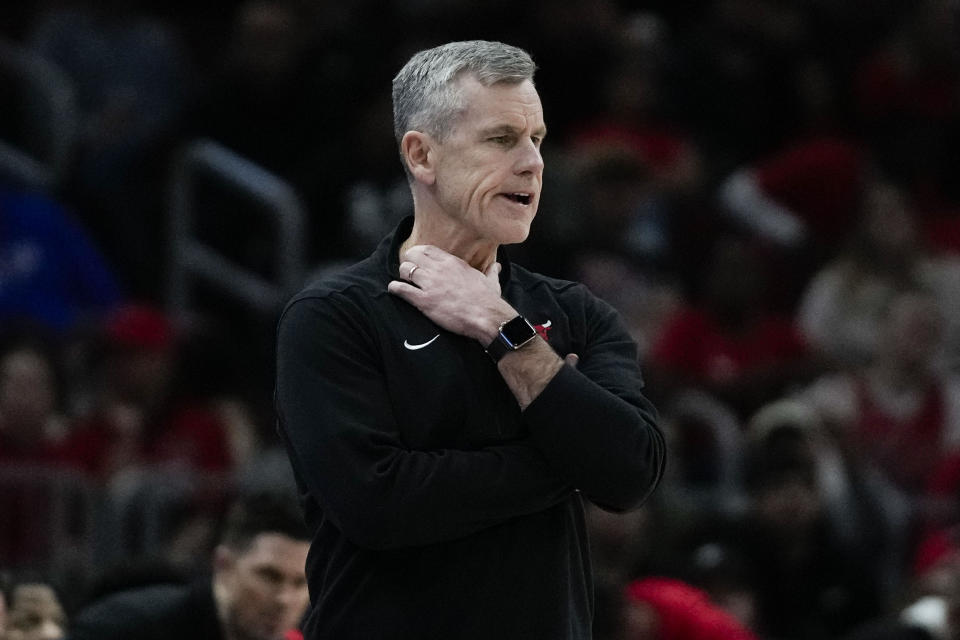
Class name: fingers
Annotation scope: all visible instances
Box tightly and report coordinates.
[399,260,420,282]
[399,246,447,284]
[564,353,580,368]
[484,261,502,280]
[483,261,503,295]
[401,244,440,264]
[387,279,425,304]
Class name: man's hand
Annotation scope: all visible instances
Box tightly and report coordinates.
[387,245,516,344]
[388,244,578,409]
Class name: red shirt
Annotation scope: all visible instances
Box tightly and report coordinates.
[60,403,232,478]
[650,307,807,387]
[854,380,945,493]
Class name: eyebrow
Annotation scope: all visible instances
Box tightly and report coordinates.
[480,123,548,139]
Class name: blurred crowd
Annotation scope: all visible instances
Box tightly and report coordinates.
[2,0,960,638]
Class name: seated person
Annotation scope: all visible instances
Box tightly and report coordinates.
[67,491,310,640]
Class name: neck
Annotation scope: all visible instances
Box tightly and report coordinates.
[402,213,499,272]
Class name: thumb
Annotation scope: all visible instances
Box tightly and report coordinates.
[564,353,580,368]
[484,261,502,291]
[484,261,502,279]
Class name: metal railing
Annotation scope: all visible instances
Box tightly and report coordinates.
[166,139,306,315]
[0,37,76,190]
[0,463,232,575]
[0,464,96,574]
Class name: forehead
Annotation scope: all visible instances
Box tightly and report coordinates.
[2,350,49,375]
[454,76,544,132]
[237,533,309,567]
[9,584,64,620]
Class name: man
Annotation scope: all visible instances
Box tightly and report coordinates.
[4,582,67,640]
[66,492,310,640]
[275,40,665,639]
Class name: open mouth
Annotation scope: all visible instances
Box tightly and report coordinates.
[502,193,532,205]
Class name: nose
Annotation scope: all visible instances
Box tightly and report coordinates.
[514,138,544,176]
[276,581,307,610]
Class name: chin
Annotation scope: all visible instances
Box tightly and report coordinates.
[497,226,530,246]
[498,214,536,245]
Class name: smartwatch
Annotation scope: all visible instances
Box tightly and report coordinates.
[485,315,538,363]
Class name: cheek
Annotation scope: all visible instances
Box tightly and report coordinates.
[233,577,270,612]
[283,590,310,623]
[468,173,506,211]
[444,155,500,201]
[296,586,310,608]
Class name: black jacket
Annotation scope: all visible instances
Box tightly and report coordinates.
[67,582,222,640]
[275,217,665,639]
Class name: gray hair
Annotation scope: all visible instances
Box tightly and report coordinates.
[392,40,536,154]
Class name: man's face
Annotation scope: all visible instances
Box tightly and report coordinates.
[4,584,65,640]
[215,533,310,640]
[0,350,56,436]
[429,76,546,246]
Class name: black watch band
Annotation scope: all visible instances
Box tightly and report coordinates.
[485,315,538,363]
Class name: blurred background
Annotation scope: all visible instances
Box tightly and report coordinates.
[2,0,960,638]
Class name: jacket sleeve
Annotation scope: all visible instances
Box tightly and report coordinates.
[522,288,666,512]
[275,294,571,550]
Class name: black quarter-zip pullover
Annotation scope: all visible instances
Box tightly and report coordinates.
[275,217,665,639]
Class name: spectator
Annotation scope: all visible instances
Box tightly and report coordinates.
[0,336,67,464]
[748,398,896,604]
[67,491,309,640]
[730,412,881,637]
[4,581,66,640]
[565,146,672,272]
[797,182,943,368]
[0,336,76,570]
[573,251,682,360]
[62,304,237,479]
[570,12,704,197]
[648,234,810,418]
[805,290,960,501]
[717,136,864,250]
[0,183,122,333]
[57,305,252,559]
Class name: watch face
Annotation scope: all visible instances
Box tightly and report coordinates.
[500,316,537,348]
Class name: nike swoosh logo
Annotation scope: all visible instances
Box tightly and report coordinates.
[540,320,551,328]
[403,334,440,350]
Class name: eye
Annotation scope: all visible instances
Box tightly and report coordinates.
[489,135,512,145]
[255,566,285,586]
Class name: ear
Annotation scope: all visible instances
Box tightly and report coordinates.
[401,131,436,186]
[212,545,235,576]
